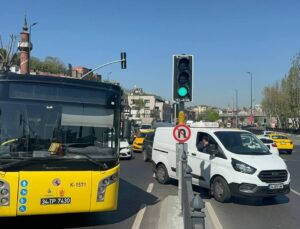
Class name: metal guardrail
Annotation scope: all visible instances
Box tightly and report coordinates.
[180,148,206,229]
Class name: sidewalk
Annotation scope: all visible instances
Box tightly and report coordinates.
[157,195,214,229]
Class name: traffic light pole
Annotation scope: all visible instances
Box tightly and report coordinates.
[81,52,126,79]
[81,59,124,79]
[177,100,185,208]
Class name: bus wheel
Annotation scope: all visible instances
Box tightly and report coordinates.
[156,164,170,184]
[212,176,231,203]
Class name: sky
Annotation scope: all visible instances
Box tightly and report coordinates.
[1,0,300,108]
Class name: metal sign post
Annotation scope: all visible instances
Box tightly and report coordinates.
[173,101,192,208]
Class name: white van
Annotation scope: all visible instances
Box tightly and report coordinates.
[152,127,290,202]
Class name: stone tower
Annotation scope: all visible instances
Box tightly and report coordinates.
[18,16,32,74]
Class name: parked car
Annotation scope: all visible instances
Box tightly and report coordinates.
[257,135,279,156]
[152,126,290,202]
[119,139,132,159]
[269,134,294,154]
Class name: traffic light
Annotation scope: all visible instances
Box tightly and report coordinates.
[173,54,193,102]
[121,52,127,69]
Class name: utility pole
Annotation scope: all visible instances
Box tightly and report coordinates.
[235,89,238,128]
[246,72,253,124]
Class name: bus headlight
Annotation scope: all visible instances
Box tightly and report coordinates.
[97,172,119,202]
[0,197,9,205]
[0,180,10,206]
[0,189,9,196]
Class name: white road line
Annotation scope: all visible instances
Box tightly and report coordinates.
[132,204,146,229]
[153,173,155,178]
[147,183,154,193]
[132,183,154,229]
[291,188,300,196]
[205,201,223,229]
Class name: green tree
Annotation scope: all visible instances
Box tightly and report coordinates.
[30,56,67,74]
[202,109,219,122]
[261,53,300,129]
[133,98,147,117]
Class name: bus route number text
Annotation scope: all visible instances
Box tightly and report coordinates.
[70,182,86,188]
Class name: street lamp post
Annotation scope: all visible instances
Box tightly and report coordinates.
[29,22,38,35]
[235,89,238,128]
[246,72,253,123]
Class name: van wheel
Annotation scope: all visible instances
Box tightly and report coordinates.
[156,164,170,184]
[143,150,148,162]
[212,177,231,203]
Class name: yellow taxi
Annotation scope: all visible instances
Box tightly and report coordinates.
[269,134,294,154]
[132,130,154,152]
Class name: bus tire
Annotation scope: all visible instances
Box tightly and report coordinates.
[212,176,231,203]
[156,164,170,184]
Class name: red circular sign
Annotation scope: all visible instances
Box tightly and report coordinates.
[173,124,191,143]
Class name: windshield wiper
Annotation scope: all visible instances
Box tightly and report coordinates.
[0,157,33,170]
[65,149,106,169]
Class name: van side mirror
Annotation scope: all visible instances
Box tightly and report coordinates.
[207,144,219,156]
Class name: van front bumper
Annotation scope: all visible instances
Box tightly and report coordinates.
[229,183,290,197]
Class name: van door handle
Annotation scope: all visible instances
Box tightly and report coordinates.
[191,153,196,156]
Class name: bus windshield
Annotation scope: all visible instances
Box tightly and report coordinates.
[0,101,117,160]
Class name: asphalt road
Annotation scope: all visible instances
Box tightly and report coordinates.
[0,153,177,229]
[1,137,299,229]
[206,137,300,229]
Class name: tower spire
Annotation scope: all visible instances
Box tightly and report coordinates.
[23,15,28,31]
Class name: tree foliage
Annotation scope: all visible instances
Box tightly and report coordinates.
[261,54,300,129]
[30,56,67,74]
[133,98,147,117]
[197,109,219,122]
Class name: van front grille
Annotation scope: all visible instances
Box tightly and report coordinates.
[258,170,288,183]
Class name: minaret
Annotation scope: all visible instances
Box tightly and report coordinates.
[18,16,32,74]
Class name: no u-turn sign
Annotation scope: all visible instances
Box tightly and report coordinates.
[173,124,191,143]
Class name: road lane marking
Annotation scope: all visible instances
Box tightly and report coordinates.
[147,183,154,193]
[205,201,223,229]
[291,188,300,196]
[132,183,154,229]
[132,204,146,229]
[153,173,155,178]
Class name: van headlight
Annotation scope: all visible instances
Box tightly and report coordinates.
[0,180,10,206]
[231,159,256,174]
[97,172,119,202]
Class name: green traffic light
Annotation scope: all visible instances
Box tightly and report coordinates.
[178,87,188,97]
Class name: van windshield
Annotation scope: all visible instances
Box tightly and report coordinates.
[214,131,271,155]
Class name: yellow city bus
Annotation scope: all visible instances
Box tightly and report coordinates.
[0,73,122,216]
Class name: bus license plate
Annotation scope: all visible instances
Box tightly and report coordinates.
[269,184,284,190]
[40,197,71,205]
